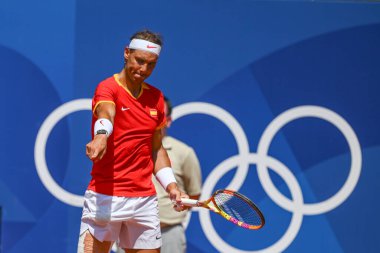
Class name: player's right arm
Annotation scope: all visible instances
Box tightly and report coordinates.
[86,102,116,162]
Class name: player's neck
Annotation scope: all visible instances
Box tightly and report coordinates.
[118,70,142,98]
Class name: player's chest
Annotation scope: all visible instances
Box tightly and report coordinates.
[114,94,160,129]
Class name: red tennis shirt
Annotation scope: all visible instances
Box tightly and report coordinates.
[87,74,166,197]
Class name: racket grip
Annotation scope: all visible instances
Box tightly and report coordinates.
[181,198,199,207]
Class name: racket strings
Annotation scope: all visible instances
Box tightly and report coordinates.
[214,192,263,226]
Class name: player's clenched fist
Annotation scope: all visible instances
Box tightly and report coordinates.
[86,134,108,162]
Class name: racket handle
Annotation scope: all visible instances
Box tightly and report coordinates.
[181,198,199,207]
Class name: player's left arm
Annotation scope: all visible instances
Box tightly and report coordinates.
[152,129,170,172]
[152,129,189,210]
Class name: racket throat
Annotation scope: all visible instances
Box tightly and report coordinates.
[207,201,221,214]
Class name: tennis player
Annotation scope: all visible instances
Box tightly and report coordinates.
[78,29,188,253]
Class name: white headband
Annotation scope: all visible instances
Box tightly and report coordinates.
[129,39,161,56]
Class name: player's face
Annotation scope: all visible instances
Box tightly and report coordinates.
[124,48,158,84]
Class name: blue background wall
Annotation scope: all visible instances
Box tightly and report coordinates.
[1,0,380,252]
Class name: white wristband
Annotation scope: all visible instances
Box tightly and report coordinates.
[94,118,113,137]
[155,167,177,191]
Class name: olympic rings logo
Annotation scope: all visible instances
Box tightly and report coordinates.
[34,99,362,253]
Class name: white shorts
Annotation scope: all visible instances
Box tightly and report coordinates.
[79,190,161,249]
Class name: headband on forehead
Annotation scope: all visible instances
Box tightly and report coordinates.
[129,39,161,56]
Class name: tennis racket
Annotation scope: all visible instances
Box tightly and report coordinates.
[181,189,265,230]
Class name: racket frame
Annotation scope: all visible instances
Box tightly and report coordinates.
[181,189,265,230]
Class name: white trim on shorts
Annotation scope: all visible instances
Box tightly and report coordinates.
[79,190,162,250]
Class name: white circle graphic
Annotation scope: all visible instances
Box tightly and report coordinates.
[34,99,91,207]
[172,102,250,190]
[257,106,362,215]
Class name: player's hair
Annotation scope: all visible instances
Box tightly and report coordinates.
[130,29,163,46]
[164,96,172,116]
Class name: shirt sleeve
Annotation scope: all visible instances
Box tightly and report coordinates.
[92,81,117,116]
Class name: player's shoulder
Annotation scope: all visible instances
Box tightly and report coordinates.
[93,75,119,96]
[98,75,118,87]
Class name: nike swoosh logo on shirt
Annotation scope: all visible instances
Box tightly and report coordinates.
[121,107,130,111]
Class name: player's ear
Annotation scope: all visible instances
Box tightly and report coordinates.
[124,47,130,62]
